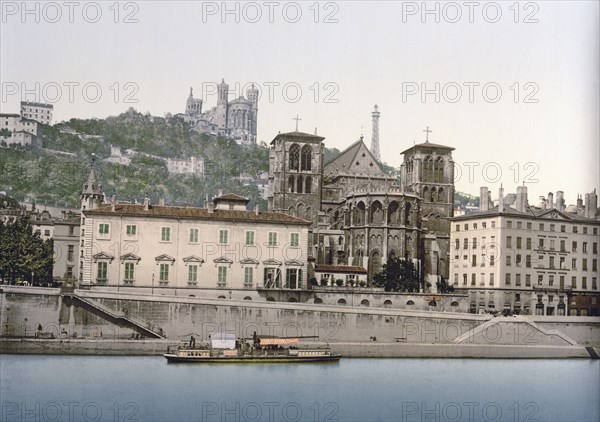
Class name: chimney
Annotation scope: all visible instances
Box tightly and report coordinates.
[143,197,150,211]
[111,195,116,212]
[577,194,583,211]
[588,189,598,218]
[498,185,504,212]
[207,203,215,213]
[516,186,528,212]
[255,204,259,215]
[547,192,553,209]
[61,210,66,220]
[538,196,546,209]
[479,187,489,211]
[556,191,565,212]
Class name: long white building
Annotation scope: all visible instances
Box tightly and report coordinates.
[450,186,599,316]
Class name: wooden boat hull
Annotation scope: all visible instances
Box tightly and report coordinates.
[164,353,341,363]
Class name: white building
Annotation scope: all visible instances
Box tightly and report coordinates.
[0,113,38,146]
[450,186,599,316]
[78,165,311,295]
[20,101,53,125]
[166,156,204,176]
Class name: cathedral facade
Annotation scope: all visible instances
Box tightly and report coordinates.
[181,79,258,144]
[267,130,455,290]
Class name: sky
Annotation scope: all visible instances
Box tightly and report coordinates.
[1,0,598,203]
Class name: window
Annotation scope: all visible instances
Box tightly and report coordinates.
[560,256,565,269]
[189,228,199,243]
[66,266,73,278]
[573,226,578,234]
[217,266,227,287]
[516,274,521,286]
[99,224,109,235]
[97,262,108,281]
[572,258,577,269]
[455,239,460,250]
[594,243,598,254]
[44,230,50,236]
[582,277,587,289]
[593,277,597,290]
[549,256,555,269]
[572,241,577,252]
[159,263,169,283]
[482,222,487,229]
[456,225,460,232]
[550,239,555,250]
[593,259,598,272]
[489,255,495,266]
[472,238,477,249]
[507,221,513,228]
[489,273,495,286]
[550,224,555,232]
[244,267,253,287]
[526,255,531,268]
[560,276,565,289]
[480,273,485,286]
[124,262,135,283]
[583,242,588,253]
[268,232,278,247]
[505,273,511,286]
[473,223,478,229]
[506,255,511,266]
[463,274,467,286]
[560,225,565,233]
[245,231,255,246]
[571,276,576,289]
[525,274,531,287]
[516,237,522,249]
[161,227,171,242]
[464,224,468,230]
[188,265,198,285]
[472,255,477,267]
[560,240,566,252]
[471,274,476,286]
[126,225,137,236]
[69,226,75,236]
[517,221,522,229]
[290,233,299,247]
[506,236,512,249]
[539,239,544,249]
[68,245,74,261]
[583,227,588,234]
[219,229,229,245]
[538,275,543,286]
[516,254,522,266]
[491,221,496,228]
[539,223,544,231]
[463,238,468,249]
[527,222,532,230]
[582,259,587,271]
[286,269,302,289]
[549,275,554,286]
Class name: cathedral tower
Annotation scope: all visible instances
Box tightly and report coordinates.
[268,130,324,225]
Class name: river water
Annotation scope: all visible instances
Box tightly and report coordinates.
[1,355,598,422]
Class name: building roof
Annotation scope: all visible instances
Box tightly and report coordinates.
[214,193,249,203]
[314,265,368,274]
[324,138,386,177]
[270,131,325,144]
[0,113,20,118]
[84,203,312,225]
[21,101,53,109]
[401,141,455,155]
[451,205,600,223]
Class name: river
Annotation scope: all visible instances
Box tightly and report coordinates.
[1,355,598,422]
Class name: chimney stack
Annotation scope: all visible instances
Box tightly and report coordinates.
[576,194,583,211]
[547,192,553,209]
[556,191,565,212]
[480,187,489,211]
[143,198,150,211]
[111,195,116,212]
[498,185,504,212]
[538,196,546,209]
[588,189,598,218]
[515,186,528,212]
[207,203,215,213]
[255,204,259,215]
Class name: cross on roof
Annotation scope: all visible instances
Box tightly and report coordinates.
[423,126,432,142]
[293,115,302,132]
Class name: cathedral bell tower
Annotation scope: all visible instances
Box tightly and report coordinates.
[80,154,105,212]
[267,127,324,226]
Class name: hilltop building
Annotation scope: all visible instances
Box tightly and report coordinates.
[166,156,205,176]
[20,101,53,125]
[179,79,258,144]
[450,186,599,316]
[0,113,39,146]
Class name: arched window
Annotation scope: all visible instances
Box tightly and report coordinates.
[361,299,370,307]
[296,176,303,193]
[305,176,312,194]
[289,144,300,170]
[429,300,437,307]
[244,296,252,300]
[404,202,412,226]
[314,298,323,304]
[337,298,347,305]
[301,145,312,171]
[406,300,415,306]
[383,300,392,308]
[288,175,295,193]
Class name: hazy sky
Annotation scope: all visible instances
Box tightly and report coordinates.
[1,1,598,202]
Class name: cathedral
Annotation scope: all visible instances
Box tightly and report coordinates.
[267,107,455,291]
[181,79,258,144]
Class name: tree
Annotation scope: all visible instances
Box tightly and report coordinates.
[372,257,420,292]
[436,277,455,293]
[0,217,54,285]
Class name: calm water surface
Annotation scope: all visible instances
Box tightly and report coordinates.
[1,355,598,422]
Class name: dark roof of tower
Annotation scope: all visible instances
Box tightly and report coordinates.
[401,141,455,155]
[270,131,325,144]
[82,158,103,196]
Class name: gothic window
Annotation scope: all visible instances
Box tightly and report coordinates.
[289,144,300,170]
[438,187,444,203]
[388,201,399,225]
[430,187,436,202]
[435,157,445,183]
[404,202,412,226]
[424,156,434,182]
[371,201,383,225]
[288,175,295,193]
[301,145,312,171]
[297,176,303,193]
[305,176,312,194]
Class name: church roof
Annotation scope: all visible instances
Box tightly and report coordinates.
[401,141,455,155]
[270,131,325,144]
[81,158,103,196]
[324,138,386,177]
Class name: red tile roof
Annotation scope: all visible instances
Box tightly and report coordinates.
[84,204,311,225]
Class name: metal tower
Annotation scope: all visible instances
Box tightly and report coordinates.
[370,104,381,161]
